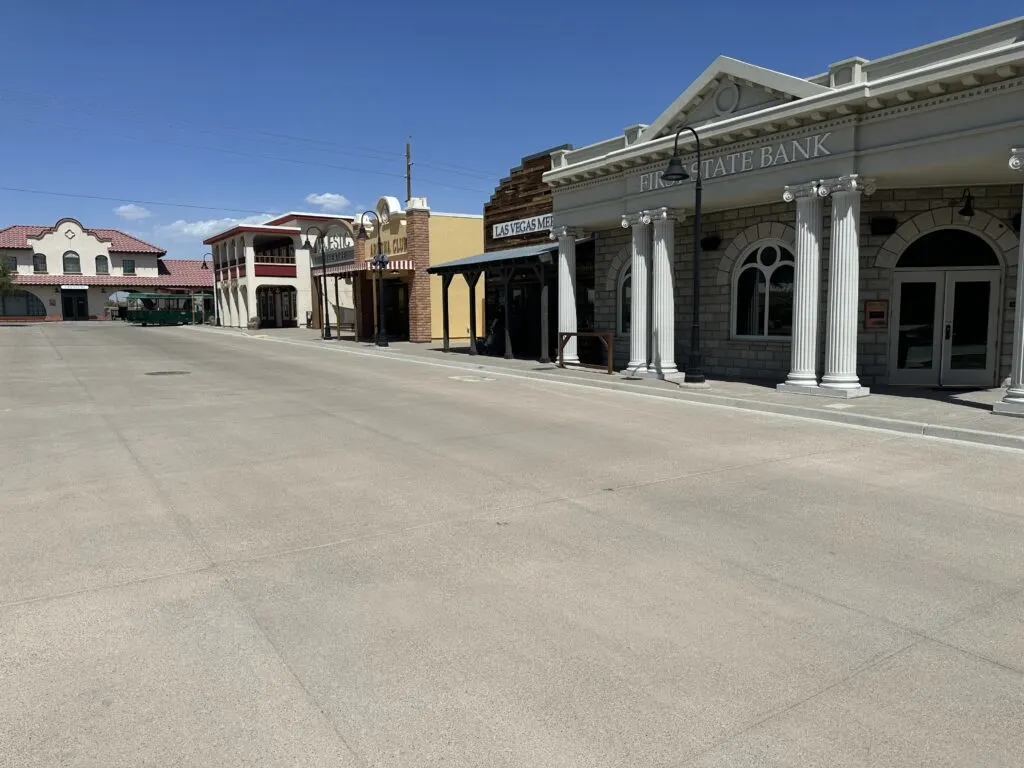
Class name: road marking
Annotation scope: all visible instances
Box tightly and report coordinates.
[824,403,856,410]
[448,375,495,382]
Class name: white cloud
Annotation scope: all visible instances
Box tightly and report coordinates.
[304,192,352,213]
[114,203,152,221]
[156,214,271,241]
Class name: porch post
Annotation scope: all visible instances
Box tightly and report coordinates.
[333,276,341,336]
[778,181,826,391]
[650,207,679,378]
[994,148,1024,416]
[552,225,578,364]
[819,175,872,398]
[467,270,480,356]
[622,211,651,375]
[441,273,452,352]
[502,268,513,360]
[539,261,550,364]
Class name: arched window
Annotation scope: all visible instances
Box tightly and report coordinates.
[617,266,632,334]
[33,254,47,273]
[63,251,81,274]
[95,255,109,274]
[0,290,47,317]
[897,229,1000,269]
[733,241,795,338]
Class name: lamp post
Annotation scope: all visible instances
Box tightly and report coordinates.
[302,226,333,340]
[662,125,705,383]
[201,251,218,326]
[358,211,389,347]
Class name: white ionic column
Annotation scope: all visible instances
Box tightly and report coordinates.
[819,175,872,397]
[622,212,651,374]
[552,225,578,364]
[650,207,679,377]
[778,182,826,391]
[994,148,1024,416]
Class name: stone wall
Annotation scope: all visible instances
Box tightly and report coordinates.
[592,183,1022,385]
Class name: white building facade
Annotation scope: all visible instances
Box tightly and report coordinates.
[544,18,1024,415]
[1,218,208,320]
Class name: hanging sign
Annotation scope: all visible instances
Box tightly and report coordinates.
[492,214,552,239]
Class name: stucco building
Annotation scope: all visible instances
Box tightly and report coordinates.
[542,17,1024,415]
[1,218,210,321]
[206,197,483,341]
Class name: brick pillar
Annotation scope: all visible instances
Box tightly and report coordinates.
[353,230,368,340]
[406,197,432,343]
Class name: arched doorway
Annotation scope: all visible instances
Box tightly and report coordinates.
[889,229,1002,386]
[255,285,297,328]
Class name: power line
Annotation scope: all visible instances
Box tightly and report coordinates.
[0,88,507,182]
[0,185,274,216]
[5,115,492,194]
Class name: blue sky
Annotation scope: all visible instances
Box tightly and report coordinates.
[1,1,1020,258]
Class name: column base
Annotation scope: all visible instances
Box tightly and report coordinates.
[620,366,688,383]
[778,383,871,399]
[993,398,1024,417]
[560,355,580,366]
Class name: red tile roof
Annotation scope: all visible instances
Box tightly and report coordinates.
[0,224,166,254]
[14,259,213,289]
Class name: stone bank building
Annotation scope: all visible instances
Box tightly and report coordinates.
[544,18,1024,415]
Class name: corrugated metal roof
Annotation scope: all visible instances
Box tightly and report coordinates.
[427,241,563,274]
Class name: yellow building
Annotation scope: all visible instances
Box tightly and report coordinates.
[342,196,483,343]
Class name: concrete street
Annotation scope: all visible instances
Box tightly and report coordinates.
[2,322,1022,768]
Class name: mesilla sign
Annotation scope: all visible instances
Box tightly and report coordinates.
[637,132,834,193]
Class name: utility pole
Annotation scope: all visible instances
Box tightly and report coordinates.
[406,140,412,202]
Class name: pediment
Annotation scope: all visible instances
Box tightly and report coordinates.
[643,56,830,142]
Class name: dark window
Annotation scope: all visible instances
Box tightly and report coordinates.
[33,254,47,273]
[897,229,1000,268]
[0,290,47,317]
[123,258,136,275]
[734,243,794,337]
[3,255,16,271]
[95,255,109,274]
[618,268,632,335]
[63,251,81,273]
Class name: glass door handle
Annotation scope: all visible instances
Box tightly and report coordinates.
[944,323,952,340]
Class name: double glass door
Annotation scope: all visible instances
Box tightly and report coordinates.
[890,270,999,387]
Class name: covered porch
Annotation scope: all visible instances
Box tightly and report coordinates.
[427,238,598,364]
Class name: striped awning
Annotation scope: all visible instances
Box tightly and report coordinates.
[315,258,415,277]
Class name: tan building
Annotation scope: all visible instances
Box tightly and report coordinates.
[307,196,483,343]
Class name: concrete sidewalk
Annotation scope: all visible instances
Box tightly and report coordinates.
[200,325,1024,450]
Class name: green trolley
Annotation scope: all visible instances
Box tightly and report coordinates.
[124,292,213,326]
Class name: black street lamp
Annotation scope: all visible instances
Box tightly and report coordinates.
[358,211,389,347]
[201,251,219,326]
[662,126,705,383]
[302,226,333,340]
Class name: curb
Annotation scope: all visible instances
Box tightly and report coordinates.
[181,326,1024,452]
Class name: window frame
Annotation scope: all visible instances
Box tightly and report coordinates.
[63,251,82,274]
[617,264,632,336]
[730,238,795,341]
[122,258,136,275]
[33,254,47,273]
[95,255,109,274]
[3,255,17,272]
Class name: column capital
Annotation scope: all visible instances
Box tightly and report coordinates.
[649,206,684,224]
[1010,148,1024,172]
[782,181,822,202]
[621,211,651,229]
[550,225,581,242]
[818,174,876,197]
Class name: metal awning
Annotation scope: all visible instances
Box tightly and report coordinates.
[427,238,591,276]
